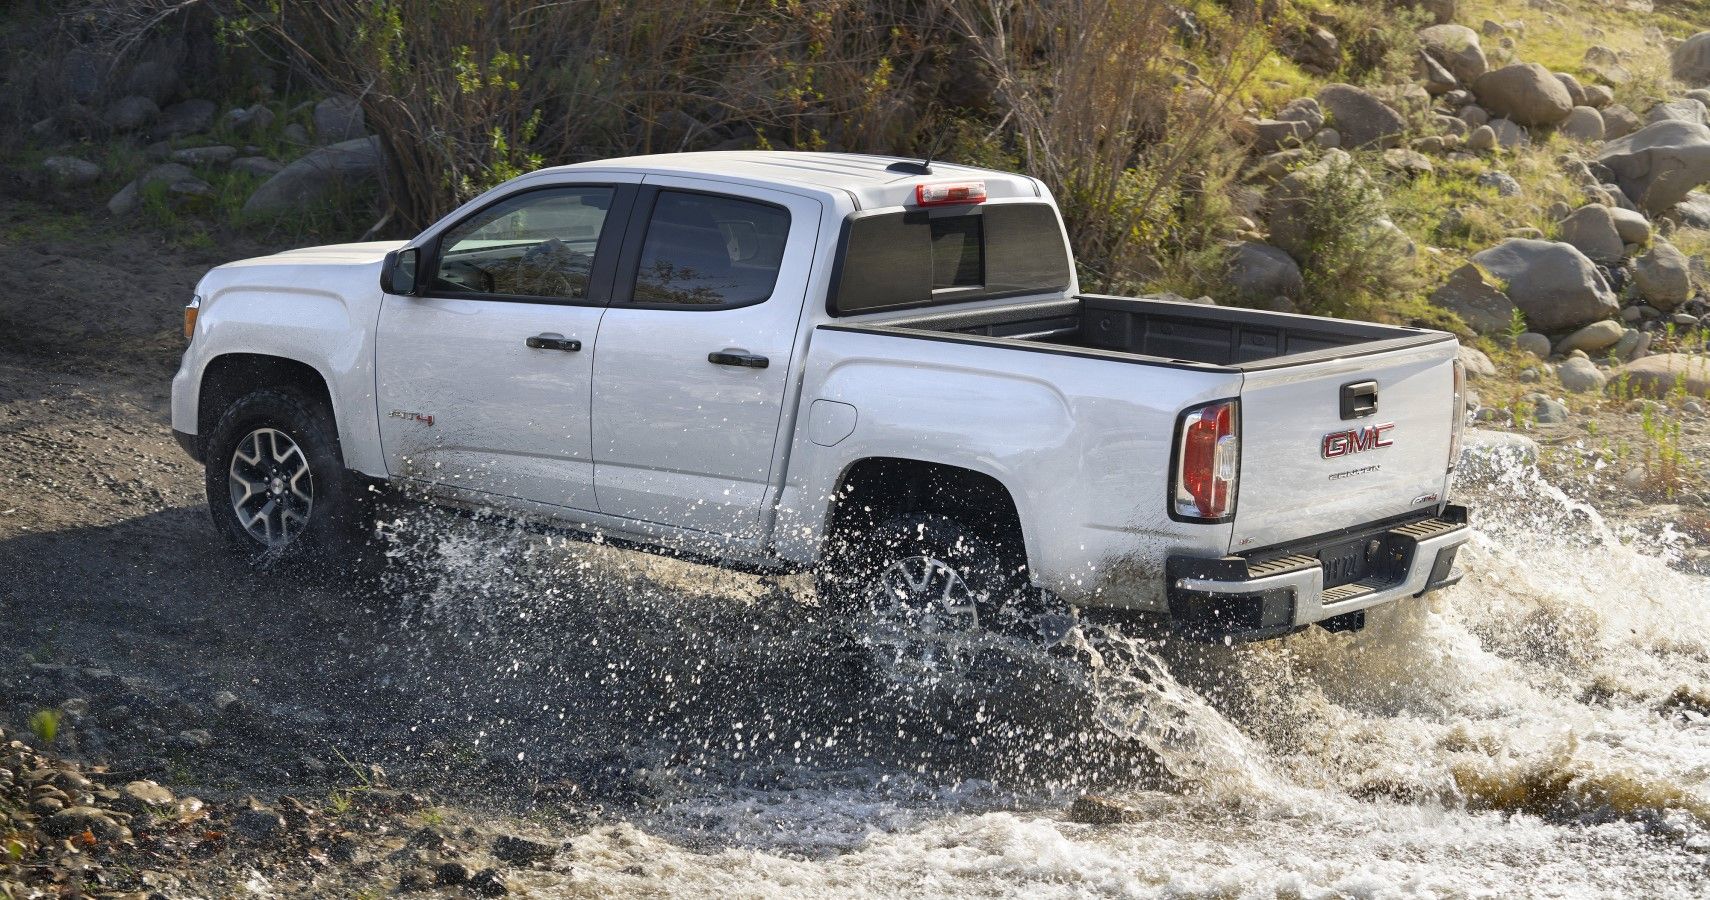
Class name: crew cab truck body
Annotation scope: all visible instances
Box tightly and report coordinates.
[171,151,1469,641]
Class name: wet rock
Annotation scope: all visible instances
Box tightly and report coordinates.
[469,868,510,896]
[41,156,101,187]
[1596,120,1710,214]
[399,867,434,891]
[119,780,174,812]
[1459,344,1497,379]
[1673,32,1710,87]
[436,861,473,886]
[1558,357,1607,393]
[313,94,365,143]
[493,833,557,865]
[44,806,128,842]
[1635,241,1692,311]
[1316,83,1406,149]
[1430,263,1517,333]
[1068,794,1144,825]
[1473,63,1573,126]
[1225,241,1303,306]
[1617,354,1710,397]
[1560,106,1604,142]
[211,690,243,713]
[1471,239,1618,332]
[170,145,237,167]
[175,728,212,748]
[231,805,287,843]
[103,95,159,132]
[1558,204,1625,263]
[242,135,381,219]
[1517,332,1552,359]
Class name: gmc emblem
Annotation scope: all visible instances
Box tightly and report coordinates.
[1322,423,1393,458]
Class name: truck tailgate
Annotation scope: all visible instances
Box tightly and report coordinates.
[1230,339,1458,552]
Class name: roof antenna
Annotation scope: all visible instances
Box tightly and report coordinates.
[887,119,950,176]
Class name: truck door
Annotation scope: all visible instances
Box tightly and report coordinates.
[375,179,637,511]
[591,179,820,538]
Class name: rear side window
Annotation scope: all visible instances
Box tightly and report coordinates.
[631,191,791,307]
[829,202,1072,316]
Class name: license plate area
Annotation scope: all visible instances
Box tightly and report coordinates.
[1318,539,1372,589]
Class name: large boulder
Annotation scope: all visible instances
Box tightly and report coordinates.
[103,95,159,132]
[1224,241,1304,306]
[1601,104,1642,140]
[41,156,101,187]
[1316,84,1407,149]
[152,98,215,139]
[1246,117,1313,152]
[1616,354,1710,397]
[1472,63,1574,126]
[1670,191,1710,229]
[1673,32,1710,87]
[1596,120,1710,213]
[1608,206,1652,244]
[1648,99,1708,127]
[313,95,365,144]
[1634,241,1692,311]
[1429,262,1517,333]
[1557,204,1625,263]
[1418,24,1488,85]
[241,136,382,219]
[1469,239,1618,332]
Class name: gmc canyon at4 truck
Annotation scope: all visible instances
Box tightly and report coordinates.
[171,151,1469,647]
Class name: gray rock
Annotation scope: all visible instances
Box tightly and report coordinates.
[104,95,159,132]
[493,834,557,865]
[232,156,284,177]
[1619,353,1710,398]
[1596,120,1710,213]
[60,47,107,104]
[1314,129,1341,149]
[282,122,311,145]
[1601,104,1642,140]
[106,163,212,216]
[1276,97,1325,131]
[1418,51,1458,95]
[1583,84,1615,109]
[123,57,179,105]
[242,135,382,219]
[1225,241,1305,306]
[1478,171,1522,196]
[1555,319,1624,354]
[1460,428,1540,469]
[1530,395,1570,424]
[153,98,216,139]
[1517,331,1553,358]
[176,727,213,748]
[1670,191,1710,229]
[1316,83,1407,149]
[1459,344,1497,379]
[1555,73,1588,107]
[1608,206,1652,244]
[41,156,101,187]
[170,145,238,166]
[1473,63,1574,126]
[120,780,174,812]
[1435,114,1470,137]
[1419,24,1488,85]
[44,806,128,842]
[1558,357,1608,392]
[1635,241,1693,311]
[1559,106,1604,142]
[1470,239,1619,331]
[1430,263,1518,333]
[1611,327,1643,361]
[1466,124,1497,151]
[1648,99,1709,127]
[313,94,365,143]
[1489,117,1529,149]
[1248,148,1308,183]
[1383,148,1435,177]
[469,868,510,897]
[1247,117,1313,152]
[1673,32,1710,86]
[1460,104,1491,127]
[1558,204,1625,263]
[231,806,287,843]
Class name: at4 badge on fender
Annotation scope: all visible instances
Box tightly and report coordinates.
[1322,422,1393,458]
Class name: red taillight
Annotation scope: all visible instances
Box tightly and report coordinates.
[914,181,987,206]
[1173,399,1240,521]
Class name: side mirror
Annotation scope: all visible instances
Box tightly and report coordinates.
[381,247,420,295]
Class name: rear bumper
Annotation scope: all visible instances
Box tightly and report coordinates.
[1165,505,1470,641]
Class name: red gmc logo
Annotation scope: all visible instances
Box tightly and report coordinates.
[1322,423,1394,458]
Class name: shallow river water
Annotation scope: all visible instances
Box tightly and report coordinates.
[371,451,1710,898]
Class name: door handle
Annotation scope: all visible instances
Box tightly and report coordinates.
[526,333,581,352]
[708,350,769,369]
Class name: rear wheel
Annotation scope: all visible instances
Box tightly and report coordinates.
[203,388,370,564]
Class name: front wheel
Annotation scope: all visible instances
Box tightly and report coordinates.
[202,388,369,564]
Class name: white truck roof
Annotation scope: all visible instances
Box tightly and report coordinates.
[543,151,1045,210]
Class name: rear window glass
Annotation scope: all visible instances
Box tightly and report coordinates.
[828,202,1071,316]
[632,191,790,307]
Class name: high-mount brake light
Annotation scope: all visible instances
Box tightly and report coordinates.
[914,181,987,206]
[1172,399,1240,521]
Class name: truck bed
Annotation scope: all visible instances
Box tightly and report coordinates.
[828,294,1452,370]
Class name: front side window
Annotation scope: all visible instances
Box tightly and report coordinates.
[632,191,790,307]
[433,187,614,299]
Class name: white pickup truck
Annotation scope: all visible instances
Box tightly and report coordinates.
[171,151,1469,645]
